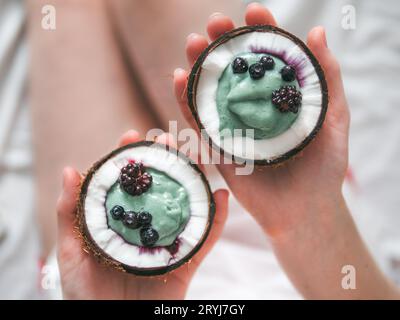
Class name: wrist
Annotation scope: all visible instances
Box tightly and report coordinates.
[264,191,400,299]
[262,188,346,244]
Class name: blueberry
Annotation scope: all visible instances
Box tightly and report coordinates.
[280,66,296,82]
[140,227,159,247]
[110,205,125,220]
[259,55,275,70]
[123,211,140,229]
[249,63,265,80]
[137,211,152,226]
[232,57,248,74]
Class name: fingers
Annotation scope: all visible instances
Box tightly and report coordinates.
[117,129,140,147]
[56,167,82,244]
[118,129,176,148]
[183,4,277,116]
[186,33,209,66]
[191,189,229,266]
[307,27,343,99]
[307,26,350,129]
[186,13,235,65]
[207,13,235,41]
[245,2,277,26]
[119,129,177,150]
[187,3,277,66]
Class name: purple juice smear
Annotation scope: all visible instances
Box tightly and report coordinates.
[250,46,307,87]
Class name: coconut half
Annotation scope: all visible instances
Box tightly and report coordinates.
[78,141,215,276]
[188,25,328,165]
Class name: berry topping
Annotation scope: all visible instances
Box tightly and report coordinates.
[166,239,180,255]
[271,85,302,114]
[123,211,140,229]
[249,62,266,80]
[140,227,159,247]
[259,55,275,70]
[280,65,296,82]
[232,57,248,74]
[110,205,125,220]
[137,211,152,226]
[120,162,152,196]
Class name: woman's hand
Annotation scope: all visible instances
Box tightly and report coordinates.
[56,130,229,299]
[173,3,400,299]
[173,2,349,239]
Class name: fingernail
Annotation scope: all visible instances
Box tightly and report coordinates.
[223,189,230,200]
[187,33,198,41]
[126,129,139,140]
[216,188,230,199]
[128,129,138,135]
[174,68,185,77]
[209,12,223,20]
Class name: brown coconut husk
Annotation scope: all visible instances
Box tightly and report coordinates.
[77,141,215,276]
[187,25,329,167]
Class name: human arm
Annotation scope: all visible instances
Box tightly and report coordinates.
[173,2,400,299]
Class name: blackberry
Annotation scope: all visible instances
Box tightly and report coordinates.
[232,57,248,74]
[110,205,125,220]
[271,85,302,114]
[120,162,152,196]
[249,62,265,80]
[259,55,275,70]
[280,65,296,82]
[137,211,152,226]
[123,211,140,229]
[140,227,159,247]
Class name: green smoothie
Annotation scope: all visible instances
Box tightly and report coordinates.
[216,52,300,139]
[105,168,190,247]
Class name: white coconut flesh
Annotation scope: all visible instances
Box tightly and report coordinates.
[83,144,211,271]
[195,30,325,162]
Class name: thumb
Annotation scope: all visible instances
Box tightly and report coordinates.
[190,189,229,267]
